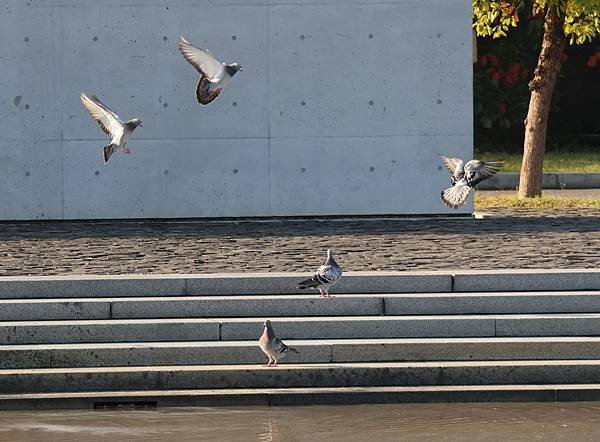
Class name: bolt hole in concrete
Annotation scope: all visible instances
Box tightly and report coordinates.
[369,166,375,172]
[232,35,237,40]
[233,169,238,174]
[163,170,169,175]
[0,402,598,440]
[232,102,237,107]
[369,100,374,105]
[24,104,30,110]
[24,36,29,42]
[301,167,306,173]
[162,36,168,41]
[93,36,98,41]
[25,171,30,177]
[300,34,305,40]
[94,171,100,176]
[300,101,306,106]
[368,33,374,39]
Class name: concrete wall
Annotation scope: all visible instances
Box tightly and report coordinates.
[0,0,472,220]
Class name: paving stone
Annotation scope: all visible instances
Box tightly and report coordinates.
[0,210,598,276]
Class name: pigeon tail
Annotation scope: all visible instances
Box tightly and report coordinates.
[287,346,299,354]
[103,144,116,163]
[441,184,471,209]
[196,76,221,105]
[297,277,320,289]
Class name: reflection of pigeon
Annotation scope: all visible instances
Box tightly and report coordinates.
[258,320,298,367]
[298,249,342,298]
[177,36,241,105]
[441,156,503,208]
[80,92,142,163]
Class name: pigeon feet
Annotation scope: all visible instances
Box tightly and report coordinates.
[123,147,131,154]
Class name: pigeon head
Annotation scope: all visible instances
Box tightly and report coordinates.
[127,118,143,128]
[225,63,242,76]
[263,320,275,338]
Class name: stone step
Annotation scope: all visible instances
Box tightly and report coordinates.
[4,337,600,369]
[2,270,600,299]
[1,360,600,393]
[4,291,600,321]
[3,313,600,344]
[1,384,600,409]
[0,272,451,298]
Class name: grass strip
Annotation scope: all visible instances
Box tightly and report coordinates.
[475,194,600,210]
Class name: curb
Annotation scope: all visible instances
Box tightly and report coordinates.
[1,384,600,409]
[1,269,599,297]
[477,173,600,190]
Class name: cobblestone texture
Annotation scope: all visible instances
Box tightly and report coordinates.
[0,209,599,276]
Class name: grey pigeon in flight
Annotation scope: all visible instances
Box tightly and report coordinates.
[297,249,343,298]
[177,36,241,105]
[258,320,299,367]
[80,92,142,163]
[440,156,503,208]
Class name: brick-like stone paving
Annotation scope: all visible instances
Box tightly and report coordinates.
[0,209,599,276]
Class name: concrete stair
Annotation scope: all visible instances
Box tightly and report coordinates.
[1,270,600,408]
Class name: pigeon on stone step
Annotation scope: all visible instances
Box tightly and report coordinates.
[297,249,342,298]
[258,320,298,367]
[80,92,142,163]
[177,36,241,105]
[440,156,503,208]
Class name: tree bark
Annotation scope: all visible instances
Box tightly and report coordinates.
[518,5,566,198]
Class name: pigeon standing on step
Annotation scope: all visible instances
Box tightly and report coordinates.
[440,156,503,208]
[258,320,299,367]
[177,36,241,105]
[297,249,342,298]
[80,92,142,163]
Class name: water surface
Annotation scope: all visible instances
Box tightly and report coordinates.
[1,402,600,441]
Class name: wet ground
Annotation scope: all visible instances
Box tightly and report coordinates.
[0,208,599,276]
[0,402,600,441]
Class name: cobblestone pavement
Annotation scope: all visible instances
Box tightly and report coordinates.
[0,209,599,276]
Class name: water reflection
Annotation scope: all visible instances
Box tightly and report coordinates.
[0,402,600,441]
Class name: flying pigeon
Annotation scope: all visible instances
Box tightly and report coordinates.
[440,156,503,208]
[258,320,299,367]
[177,36,241,105]
[80,92,142,163]
[297,249,342,298]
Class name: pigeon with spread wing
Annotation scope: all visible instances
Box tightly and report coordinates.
[177,36,241,105]
[80,92,142,163]
[441,156,503,208]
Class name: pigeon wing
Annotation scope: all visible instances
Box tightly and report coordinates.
[80,92,124,139]
[316,265,340,284]
[464,160,503,186]
[178,36,223,80]
[195,75,222,105]
[441,156,464,175]
[272,337,289,354]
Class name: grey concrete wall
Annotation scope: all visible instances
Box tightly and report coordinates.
[0,0,472,220]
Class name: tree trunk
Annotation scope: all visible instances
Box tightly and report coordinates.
[518,5,566,198]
